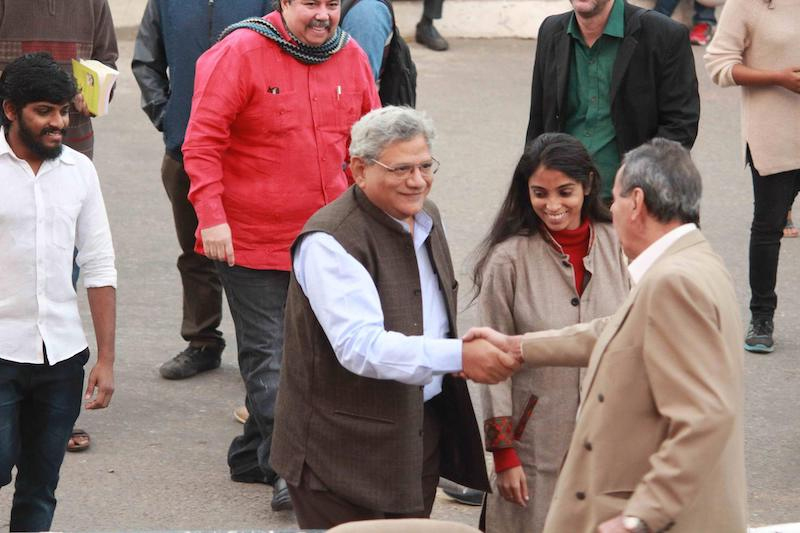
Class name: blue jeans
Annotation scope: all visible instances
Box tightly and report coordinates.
[0,349,88,532]
[216,264,289,484]
[341,0,393,81]
[654,0,716,24]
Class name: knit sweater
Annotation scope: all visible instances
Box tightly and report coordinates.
[704,0,800,175]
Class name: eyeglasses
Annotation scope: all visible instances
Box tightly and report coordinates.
[370,157,440,178]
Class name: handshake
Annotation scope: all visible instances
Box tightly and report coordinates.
[460,327,525,384]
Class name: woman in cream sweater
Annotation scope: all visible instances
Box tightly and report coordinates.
[472,133,630,532]
[705,0,800,354]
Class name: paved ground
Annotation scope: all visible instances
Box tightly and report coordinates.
[1,35,798,531]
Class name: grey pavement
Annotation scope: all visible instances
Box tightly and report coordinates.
[1,35,799,531]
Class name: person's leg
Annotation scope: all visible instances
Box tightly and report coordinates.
[0,360,24,497]
[159,153,225,379]
[693,2,717,24]
[341,0,393,81]
[217,265,289,486]
[689,2,717,45]
[10,351,87,532]
[748,160,798,321]
[416,0,448,51]
[288,464,384,528]
[653,0,680,16]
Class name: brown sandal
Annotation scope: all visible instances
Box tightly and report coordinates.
[67,428,90,452]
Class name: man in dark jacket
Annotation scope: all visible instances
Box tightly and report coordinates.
[525,0,699,202]
[131,0,281,506]
[131,1,270,382]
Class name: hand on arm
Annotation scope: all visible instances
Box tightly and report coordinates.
[201,223,234,266]
[732,64,800,93]
[85,286,116,409]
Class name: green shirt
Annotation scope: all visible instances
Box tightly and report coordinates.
[564,0,624,201]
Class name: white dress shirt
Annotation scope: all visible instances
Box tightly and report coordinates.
[628,223,698,284]
[294,210,462,401]
[0,130,116,365]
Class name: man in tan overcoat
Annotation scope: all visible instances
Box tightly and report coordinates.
[468,138,746,533]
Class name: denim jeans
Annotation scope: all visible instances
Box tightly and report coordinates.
[341,0,393,81]
[748,149,800,319]
[654,0,716,24]
[0,349,88,532]
[216,264,289,483]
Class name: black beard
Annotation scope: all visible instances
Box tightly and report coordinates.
[18,119,65,160]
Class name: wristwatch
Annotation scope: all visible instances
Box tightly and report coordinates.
[623,516,650,533]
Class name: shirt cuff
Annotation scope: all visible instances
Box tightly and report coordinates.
[484,416,515,451]
[193,197,227,229]
[425,338,462,374]
[493,447,522,473]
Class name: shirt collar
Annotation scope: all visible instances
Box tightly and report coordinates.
[627,223,697,284]
[391,210,434,247]
[0,127,76,166]
[567,0,625,43]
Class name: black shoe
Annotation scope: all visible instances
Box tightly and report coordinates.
[415,19,449,51]
[270,477,293,512]
[159,342,224,379]
[744,317,774,353]
[440,481,484,506]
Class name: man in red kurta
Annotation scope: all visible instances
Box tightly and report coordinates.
[182,0,379,512]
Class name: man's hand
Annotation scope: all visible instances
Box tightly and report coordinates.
[461,338,521,384]
[85,359,114,409]
[463,326,523,359]
[201,222,235,266]
[776,66,800,94]
[597,515,631,533]
[497,465,529,507]
[72,93,93,117]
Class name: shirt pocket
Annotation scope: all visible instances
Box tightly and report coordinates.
[254,90,302,134]
[49,203,81,250]
[318,91,361,134]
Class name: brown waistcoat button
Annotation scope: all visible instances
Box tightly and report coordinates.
[576,491,586,500]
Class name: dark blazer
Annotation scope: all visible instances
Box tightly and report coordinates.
[525,3,700,154]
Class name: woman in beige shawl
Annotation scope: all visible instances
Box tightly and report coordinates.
[472,134,630,532]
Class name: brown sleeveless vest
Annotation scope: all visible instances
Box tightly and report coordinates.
[271,186,488,513]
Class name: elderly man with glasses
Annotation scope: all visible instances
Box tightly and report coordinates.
[270,106,517,529]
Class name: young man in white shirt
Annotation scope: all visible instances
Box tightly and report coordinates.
[0,52,117,532]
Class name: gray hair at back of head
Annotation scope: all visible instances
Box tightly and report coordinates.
[618,138,702,225]
[349,106,435,161]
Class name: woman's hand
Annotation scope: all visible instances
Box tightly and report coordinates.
[497,465,529,507]
[776,66,800,94]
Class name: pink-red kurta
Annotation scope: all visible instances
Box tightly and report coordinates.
[183,11,380,271]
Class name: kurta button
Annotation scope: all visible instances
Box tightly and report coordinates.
[584,441,592,451]
[598,393,605,402]
[562,260,570,268]
[570,297,580,306]
[576,491,586,500]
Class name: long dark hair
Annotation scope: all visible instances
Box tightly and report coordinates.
[471,133,611,298]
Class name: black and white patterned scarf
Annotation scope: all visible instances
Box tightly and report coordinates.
[219,17,350,65]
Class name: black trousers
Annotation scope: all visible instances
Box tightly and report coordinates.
[289,398,443,529]
[748,147,800,319]
[161,153,224,347]
[423,0,444,20]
